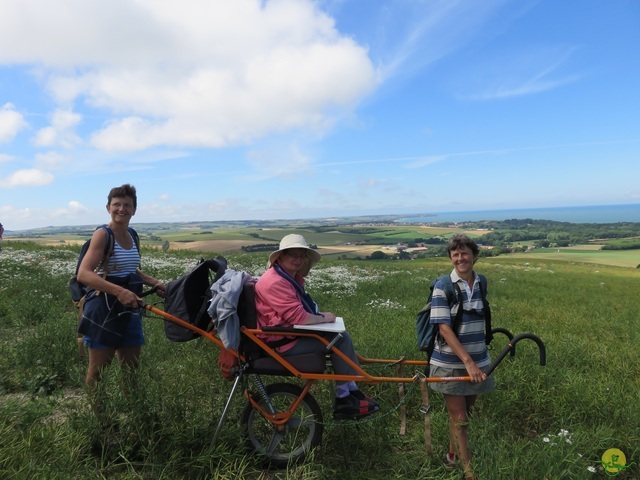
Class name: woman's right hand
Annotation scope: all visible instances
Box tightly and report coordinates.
[320,312,337,323]
[116,288,141,308]
[464,359,487,383]
[306,311,336,324]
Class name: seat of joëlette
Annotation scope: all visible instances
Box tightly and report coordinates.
[237,282,327,375]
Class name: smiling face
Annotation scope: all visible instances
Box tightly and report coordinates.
[106,196,136,226]
[278,248,308,277]
[449,245,476,279]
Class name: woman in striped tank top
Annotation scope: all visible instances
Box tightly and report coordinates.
[77,184,167,391]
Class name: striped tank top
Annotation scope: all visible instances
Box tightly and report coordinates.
[99,232,140,278]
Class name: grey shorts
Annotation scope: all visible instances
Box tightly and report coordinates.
[428,364,495,396]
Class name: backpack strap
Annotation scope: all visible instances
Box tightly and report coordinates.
[437,274,464,334]
[477,274,493,345]
[128,227,140,252]
[96,225,115,274]
[127,227,141,268]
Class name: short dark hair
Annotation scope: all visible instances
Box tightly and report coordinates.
[447,234,479,258]
[107,184,137,208]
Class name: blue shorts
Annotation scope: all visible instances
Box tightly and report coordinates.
[83,314,145,350]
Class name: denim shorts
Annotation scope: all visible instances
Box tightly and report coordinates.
[83,314,145,350]
[429,364,495,396]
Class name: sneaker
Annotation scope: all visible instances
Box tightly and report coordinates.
[349,389,371,401]
[333,393,379,420]
[443,452,457,470]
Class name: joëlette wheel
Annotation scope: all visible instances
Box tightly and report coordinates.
[241,382,323,467]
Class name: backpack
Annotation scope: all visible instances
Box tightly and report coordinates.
[68,225,140,305]
[416,274,492,360]
[163,257,227,342]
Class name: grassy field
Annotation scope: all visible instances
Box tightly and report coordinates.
[4,224,484,252]
[9,223,640,268]
[1,242,639,479]
[510,246,640,268]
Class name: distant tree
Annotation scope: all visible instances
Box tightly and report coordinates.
[424,237,445,245]
[398,250,411,260]
[368,251,389,260]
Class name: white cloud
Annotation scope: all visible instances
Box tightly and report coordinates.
[0,153,15,163]
[34,151,70,170]
[0,0,376,152]
[405,155,448,169]
[1,168,54,187]
[456,45,582,101]
[246,143,316,180]
[34,109,82,148]
[66,200,90,214]
[0,103,28,143]
[0,200,93,230]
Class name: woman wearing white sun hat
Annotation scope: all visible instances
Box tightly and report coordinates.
[255,234,379,420]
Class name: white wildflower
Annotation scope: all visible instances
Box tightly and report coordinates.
[365,298,404,310]
[587,466,597,473]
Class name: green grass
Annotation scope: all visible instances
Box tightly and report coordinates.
[1,245,639,479]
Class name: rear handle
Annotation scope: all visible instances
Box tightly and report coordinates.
[485,333,546,377]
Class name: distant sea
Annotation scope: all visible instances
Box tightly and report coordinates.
[398,204,640,224]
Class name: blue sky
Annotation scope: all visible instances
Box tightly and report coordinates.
[0,0,639,230]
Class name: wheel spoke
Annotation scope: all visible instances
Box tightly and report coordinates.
[287,414,312,430]
[266,431,284,455]
[241,383,324,467]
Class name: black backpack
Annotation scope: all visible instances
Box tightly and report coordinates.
[416,274,492,360]
[163,257,227,342]
[68,225,140,305]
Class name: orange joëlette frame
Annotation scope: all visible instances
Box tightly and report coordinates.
[142,302,473,384]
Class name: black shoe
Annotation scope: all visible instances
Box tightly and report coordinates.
[349,389,369,401]
[333,393,379,420]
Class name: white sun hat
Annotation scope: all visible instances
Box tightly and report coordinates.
[268,234,321,276]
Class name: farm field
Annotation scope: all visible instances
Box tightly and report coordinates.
[510,246,640,268]
[7,222,640,267]
[1,242,639,479]
[4,224,484,247]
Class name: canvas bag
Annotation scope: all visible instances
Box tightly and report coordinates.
[163,257,227,342]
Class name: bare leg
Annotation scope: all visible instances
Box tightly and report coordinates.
[77,334,86,359]
[444,393,477,478]
[86,347,116,419]
[115,345,141,369]
[86,347,116,387]
[115,346,142,392]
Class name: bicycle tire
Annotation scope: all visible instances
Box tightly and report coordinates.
[240,382,323,467]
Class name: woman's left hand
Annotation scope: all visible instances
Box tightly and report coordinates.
[154,283,167,298]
